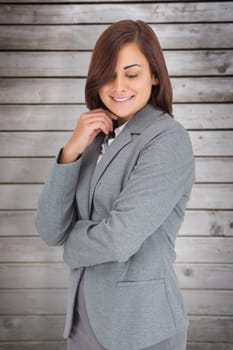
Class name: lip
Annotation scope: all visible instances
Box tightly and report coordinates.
[111,96,134,103]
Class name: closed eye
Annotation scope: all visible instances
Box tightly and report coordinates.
[127,74,138,79]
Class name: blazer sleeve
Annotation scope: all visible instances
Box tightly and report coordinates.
[35,150,82,246]
[62,123,195,269]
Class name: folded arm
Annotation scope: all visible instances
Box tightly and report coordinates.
[62,125,195,269]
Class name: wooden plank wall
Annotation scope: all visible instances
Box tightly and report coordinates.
[0,1,233,349]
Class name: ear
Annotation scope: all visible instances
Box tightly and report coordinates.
[152,75,159,86]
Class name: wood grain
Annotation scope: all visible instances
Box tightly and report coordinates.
[0,263,69,288]
[0,342,66,350]
[181,211,233,237]
[188,316,233,342]
[0,315,65,341]
[0,24,232,50]
[187,344,233,350]
[0,3,232,24]
[0,1,232,347]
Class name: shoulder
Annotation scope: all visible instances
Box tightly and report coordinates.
[141,111,191,147]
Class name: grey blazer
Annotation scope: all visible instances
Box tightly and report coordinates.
[36,104,195,350]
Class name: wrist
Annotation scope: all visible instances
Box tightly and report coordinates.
[58,147,82,164]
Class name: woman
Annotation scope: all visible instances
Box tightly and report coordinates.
[36,20,195,350]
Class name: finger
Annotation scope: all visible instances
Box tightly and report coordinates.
[82,115,114,132]
[85,109,118,120]
[87,121,111,135]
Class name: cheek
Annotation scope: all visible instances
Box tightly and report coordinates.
[134,78,153,93]
[99,86,108,100]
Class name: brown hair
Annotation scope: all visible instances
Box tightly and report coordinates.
[85,20,173,116]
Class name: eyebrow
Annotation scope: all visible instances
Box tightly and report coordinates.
[123,64,142,70]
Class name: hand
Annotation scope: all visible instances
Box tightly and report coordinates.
[59,109,118,163]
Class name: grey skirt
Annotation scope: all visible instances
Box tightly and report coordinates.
[68,272,187,350]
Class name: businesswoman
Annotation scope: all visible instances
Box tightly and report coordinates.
[36,20,195,350]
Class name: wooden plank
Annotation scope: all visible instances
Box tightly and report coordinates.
[188,316,233,342]
[0,52,89,78]
[187,344,233,350]
[184,290,233,316]
[0,105,83,131]
[0,158,53,183]
[173,104,233,130]
[1,262,232,290]
[176,237,233,263]
[0,315,232,342]
[0,211,37,236]
[1,157,232,183]
[0,289,67,315]
[0,78,86,104]
[195,158,233,183]
[190,184,233,209]
[0,342,66,350]
[1,210,232,237]
[0,24,232,50]
[175,263,233,289]
[0,78,232,104]
[0,236,232,263]
[167,50,233,76]
[181,210,233,237]
[1,104,232,131]
[173,78,233,103]
[0,237,63,263]
[0,130,233,157]
[0,263,69,288]
[1,289,232,316]
[0,315,65,341]
[1,51,232,77]
[190,131,233,156]
[0,184,233,210]
[0,184,43,210]
[0,3,231,24]
[0,132,71,157]
[0,52,90,77]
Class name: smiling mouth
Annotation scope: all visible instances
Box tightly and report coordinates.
[111,96,134,102]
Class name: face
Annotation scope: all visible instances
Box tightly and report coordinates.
[99,43,159,125]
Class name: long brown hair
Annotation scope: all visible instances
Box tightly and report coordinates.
[85,20,173,116]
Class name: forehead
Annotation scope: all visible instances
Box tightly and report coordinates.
[115,43,149,68]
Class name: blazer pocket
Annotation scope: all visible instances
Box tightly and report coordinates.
[113,277,175,349]
[116,278,164,288]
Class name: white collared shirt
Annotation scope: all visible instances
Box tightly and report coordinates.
[97,121,128,164]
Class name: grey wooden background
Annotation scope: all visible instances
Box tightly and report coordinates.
[0,1,233,349]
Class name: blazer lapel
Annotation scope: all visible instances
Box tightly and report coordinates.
[88,127,132,215]
[88,104,165,216]
[76,134,104,219]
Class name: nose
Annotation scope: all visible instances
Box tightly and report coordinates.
[112,75,126,93]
